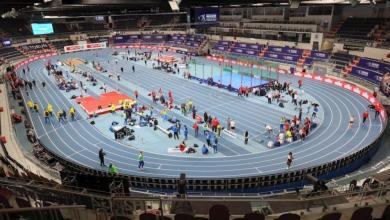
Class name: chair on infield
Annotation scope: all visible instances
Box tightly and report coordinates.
[350,207,373,220]
[110,216,131,220]
[375,205,390,220]
[318,212,342,220]
[139,213,158,220]
[175,213,194,220]
[209,204,230,220]
[275,213,301,220]
[244,212,265,220]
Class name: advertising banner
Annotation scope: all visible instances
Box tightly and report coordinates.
[268,46,302,56]
[311,51,329,60]
[231,48,259,56]
[113,35,138,44]
[64,42,107,53]
[264,52,298,63]
[350,66,384,85]
[358,58,390,74]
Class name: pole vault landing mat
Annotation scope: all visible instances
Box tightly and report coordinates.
[76,91,136,116]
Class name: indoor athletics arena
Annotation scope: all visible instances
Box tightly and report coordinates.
[0,0,389,219]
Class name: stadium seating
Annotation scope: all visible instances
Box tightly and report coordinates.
[330,52,355,73]
[168,34,207,51]
[0,47,25,60]
[51,39,74,52]
[18,42,56,56]
[89,37,109,43]
[0,18,31,37]
[336,18,386,40]
[53,23,71,33]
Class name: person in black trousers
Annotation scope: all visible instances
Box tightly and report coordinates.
[99,148,106,166]
[244,130,249,145]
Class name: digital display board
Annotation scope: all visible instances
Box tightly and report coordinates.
[192,7,219,27]
[31,23,54,35]
[2,39,12,47]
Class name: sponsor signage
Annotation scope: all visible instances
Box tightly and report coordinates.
[358,58,390,74]
[311,51,329,60]
[350,66,383,85]
[64,42,107,53]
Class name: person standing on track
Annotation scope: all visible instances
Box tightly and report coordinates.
[244,130,249,145]
[184,125,188,140]
[151,90,156,104]
[102,83,107,93]
[44,110,50,124]
[206,131,212,146]
[375,104,381,119]
[172,124,179,140]
[134,90,139,99]
[192,106,197,119]
[213,137,218,153]
[298,79,303,89]
[348,115,355,129]
[132,65,135,73]
[99,148,106,166]
[230,119,236,133]
[33,103,39,112]
[287,152,294,169]
[193,122,199,137]
[69,107,76,121]
[362,110,369,126]
[47,104,53,117]
[138,151,144,170]
[203,112,208,126]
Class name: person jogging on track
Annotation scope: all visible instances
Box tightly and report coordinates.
[362,110,369,126]
[244,130,249,145]
[287,152,294,169]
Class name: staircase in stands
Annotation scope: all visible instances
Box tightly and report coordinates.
[342,56,360,76]
[296,50,311,68]
[325,19,345,38]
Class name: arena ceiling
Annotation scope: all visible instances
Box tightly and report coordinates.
[0,0,387,15]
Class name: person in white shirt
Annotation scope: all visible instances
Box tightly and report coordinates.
[230,119,235,132]
[348,115,355,129]
[265,124,273,135]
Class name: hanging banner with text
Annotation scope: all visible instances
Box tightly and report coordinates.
[64,42,107,53]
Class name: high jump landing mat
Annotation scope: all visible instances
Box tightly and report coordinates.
[157,55,178,64]
[76,91,136,116]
